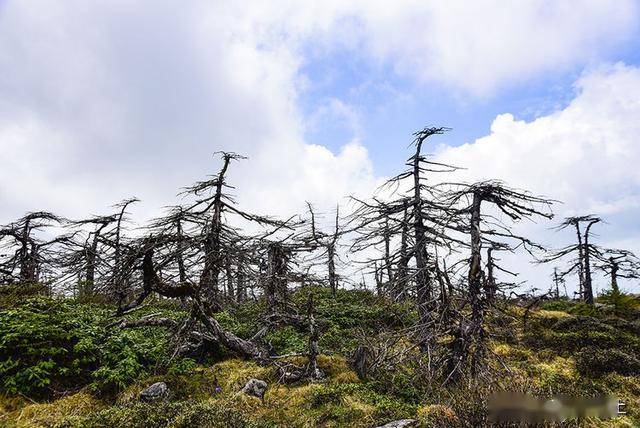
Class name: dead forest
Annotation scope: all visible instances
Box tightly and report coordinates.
[2,127,640,427]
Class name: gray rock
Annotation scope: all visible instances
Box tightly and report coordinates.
[241,378,268,399]
[140,381,169,402]
[375,419,416,428]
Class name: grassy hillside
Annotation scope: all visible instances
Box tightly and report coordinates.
[1,286,639,427]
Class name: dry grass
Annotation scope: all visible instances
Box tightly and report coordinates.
[4,391,103,427]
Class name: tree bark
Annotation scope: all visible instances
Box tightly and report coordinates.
[412,139,432,339]
[610,257,620,295]
[327,244,337,296]
[583,220,597,305]
[574,223,585,300]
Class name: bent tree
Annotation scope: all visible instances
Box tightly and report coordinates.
[440,181,553,381]
[594,248,640,296]
[540,215,601,305]
[0,212,71,287]
[350,127,459,351]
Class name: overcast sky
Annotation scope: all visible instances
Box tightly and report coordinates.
[1,1,640,294]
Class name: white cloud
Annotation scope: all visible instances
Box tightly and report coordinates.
[1,1,639,292]
[0,1,378,224]
[437,63,640,212]
[1,1,637,221]
[280,0,639,96]
[436,63,640,293]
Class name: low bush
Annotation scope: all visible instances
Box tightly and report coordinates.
[575,347,640,377]
[67,400,265,428]
[540,299,575,312]
[597,290,640,318]
[0,296,170,397]
[523,315,640,356]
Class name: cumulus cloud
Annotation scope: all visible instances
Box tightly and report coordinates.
[0,1,378,224]
[351,0,639,96]
[436,63,640,293]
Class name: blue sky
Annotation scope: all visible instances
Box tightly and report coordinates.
[299,31,640,176]
[1,1,640,293]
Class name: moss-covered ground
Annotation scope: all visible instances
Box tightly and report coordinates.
[1,285,639,427]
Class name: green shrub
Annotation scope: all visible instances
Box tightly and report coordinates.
[568,302,601,317]
[67,400,265,428]
[264,326,307,354]
[167,358,198,376]
[0,296,170,397]
[540,299,575,312]
[309,382,416,423]
[598,290,640,318]
[215,310,257,340]
[524,315,640,355]
[575,347,640,377]
[602,317,640,336]
[0,282,49,307]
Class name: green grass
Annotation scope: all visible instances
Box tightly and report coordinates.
[1,286,639,427]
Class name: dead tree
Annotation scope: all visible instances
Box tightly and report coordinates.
[439,180,553,382]
[552,267,566,299]
[540,215,602,305]
[147,206,194,285]
[236,251,247,302]
[112,153,313,368]
[393,201,411,301]
[61,199,138,301]
[170,152,289,310]
[306,203,342,296]
[186,152,243,303]
[265,241,290,316]
[350,127,459,349]
[409,128,456,330]
[67,214,118,297]
[111,198,139,276]
[373,261,383,297]
[594,248,640,296]
[0,212,71,287]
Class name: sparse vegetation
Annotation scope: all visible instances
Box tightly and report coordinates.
[1,288,639,427]
[1,131,639,427]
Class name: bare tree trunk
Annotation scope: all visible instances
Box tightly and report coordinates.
[485,247,496,302]
[583,220,597,305]
[114,198,137,311]
[467,192,485,375]
[394,203,410,301]
[553,268,561,299]
[383,218,392,293]
[237,254,246,303]
[435,261,447,306]
[196,300,270,362]
[176,217,187,284]
[575,223,585,300]
[609,257,620,295]
[18,219,33,282]
[327,244,337,296]
[26,242,39,283]
[85,223,107,297]
[412,139,432,341]
[266,243,288,315]
[374,261,383,297]
[200,155,232,302]
[449,191,485,382]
